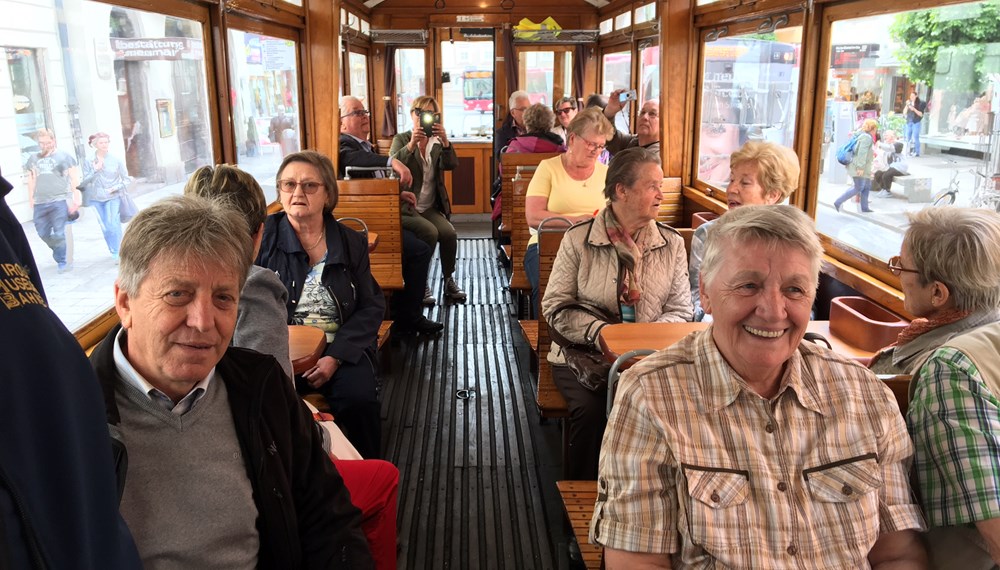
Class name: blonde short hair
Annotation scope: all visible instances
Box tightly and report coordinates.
[567,107,615,142]
[184,164,267,237]
[905,207,1000,312]
[729,141,800,202]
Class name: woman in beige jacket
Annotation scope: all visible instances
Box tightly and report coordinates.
[541,147,691,479]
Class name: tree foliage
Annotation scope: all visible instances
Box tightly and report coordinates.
[890,1,1000,90]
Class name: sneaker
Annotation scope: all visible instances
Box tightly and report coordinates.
[57,262,73,273]
[422,286,436,306]
[875,190,892,198]
[833,201,842,213]
[444,277,467,302]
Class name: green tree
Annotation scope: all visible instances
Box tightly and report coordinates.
[890,0,1000,89]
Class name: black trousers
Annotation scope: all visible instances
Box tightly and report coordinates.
[873,166,906,192]
[551,364,607,480]
[297,351,382,459]
[391,229,432,327]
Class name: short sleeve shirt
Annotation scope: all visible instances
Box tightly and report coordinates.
[27,150,77,203]
[590,329,926,569]
[525,156,607,246]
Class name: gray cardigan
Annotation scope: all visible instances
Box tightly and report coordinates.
[234,265,292,379]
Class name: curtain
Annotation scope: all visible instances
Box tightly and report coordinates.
[380,45,398,138]
[503,27,518,99]
[573,44,586,103]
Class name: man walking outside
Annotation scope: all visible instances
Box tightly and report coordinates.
[26,128,80,272]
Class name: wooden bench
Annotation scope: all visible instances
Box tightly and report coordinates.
[378,320,392,351]
[556,480,602,569]
[517,319,538,351]
[336,179,404,291]
[657,177,684,227]
[504,153,559,288]
[535,221,571,417]
[500,152,558,250]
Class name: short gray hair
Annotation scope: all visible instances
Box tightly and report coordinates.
[523,103,555,133]
[906,207,1000,312]
[118,195,253,297]
[604,147,661,201]
[701,205,823,290]
[339,95,363,118]
[509,90,530,109]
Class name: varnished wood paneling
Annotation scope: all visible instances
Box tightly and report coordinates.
[307,0,339,157]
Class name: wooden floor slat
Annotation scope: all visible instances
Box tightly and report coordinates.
[382,237,573,569]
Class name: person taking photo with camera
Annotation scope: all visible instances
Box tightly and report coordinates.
[603,88,660,159]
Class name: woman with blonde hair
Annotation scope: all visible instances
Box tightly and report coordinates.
[79,131,130,259]
[833,118,879,213]
[688,140,800,320]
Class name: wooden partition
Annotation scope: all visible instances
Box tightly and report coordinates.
[336,179,404,291]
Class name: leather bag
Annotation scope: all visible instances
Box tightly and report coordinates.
[548,301,621,392]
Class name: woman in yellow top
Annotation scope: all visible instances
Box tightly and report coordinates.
[523,107,615,315]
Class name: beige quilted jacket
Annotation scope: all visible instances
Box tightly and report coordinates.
[541,213,692,363]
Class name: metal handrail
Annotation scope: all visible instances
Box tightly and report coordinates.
[607,348,656,417]
[343,165,395,180]
[335,216,369,239]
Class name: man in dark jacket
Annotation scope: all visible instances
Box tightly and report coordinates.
[0,168,141,569]
[339,96,443,333]
[89,195,372,569]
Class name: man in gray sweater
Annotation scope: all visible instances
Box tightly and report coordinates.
[89,196,373,569]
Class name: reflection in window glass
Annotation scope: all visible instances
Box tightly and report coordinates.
[395,49,426,132]
[635,3,656,25]
[228,29,301,204]
[278,0,302,6]
[600,19,613,35]
[0,2,214,331]
[639,44,660,104]
[603,51,633,133]
[440,39,494,138]
[361,19,370,36]
[519,51,554,105]
[817,3,1000,262]
[697,29,801,189]
[614,12,632,30]
[348,51,369,106]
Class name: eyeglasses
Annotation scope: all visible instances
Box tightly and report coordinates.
[511,107,527,112]
[341,109,370,119]
[887,256,920,276]
[639,109,659,118]
[555,107,576,115]
[411,108,437,114]
[576,138,607,152]
[278,179,324,194]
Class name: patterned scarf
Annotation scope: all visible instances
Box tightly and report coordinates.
[893,307,972,347]
[603,207,646,306]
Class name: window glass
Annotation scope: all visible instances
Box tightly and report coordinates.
[696,28,802,189]
[614,12,632,30]
[395,49,426,132]
[600,18,613,35]
[817,2,1000,262]
[1,2,214,331]
[635,3,656,25]
[278,0,302,6]
[361,19,370,36]
[228,29,301,204]
[603,50,633,133]
[439,39,494,138]
[519,51,554,106]
[348,51,369,106]
[639,44,660,104]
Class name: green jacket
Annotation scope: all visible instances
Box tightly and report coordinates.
[389,130,458,218]
[849,132,875,177]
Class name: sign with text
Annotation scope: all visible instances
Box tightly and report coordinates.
[110,37,204,61]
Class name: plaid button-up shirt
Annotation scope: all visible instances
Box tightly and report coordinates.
[591,328,925,569]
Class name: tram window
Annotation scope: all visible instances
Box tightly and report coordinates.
[517,49,572,107]
[348,51,370,107]
[635,3,656,25]
[0,1,214,331]
[696,26,802,189]
[395,49,427,131]
[603,50,633,133]
[228,28,302,203]
[817,2,1000,264]
[614,12,632,31]
[439,38,494,138]
[600,18,613,35]
[639,44,660,104]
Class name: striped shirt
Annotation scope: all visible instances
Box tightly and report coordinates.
[590,328,925,569]
[908,346,1000,527]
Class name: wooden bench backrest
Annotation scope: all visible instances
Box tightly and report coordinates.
[335,179,404,290]
[657,177,683,226]
[536,221,572,416]
[675,227,694,259]
[878,374,912,417]
[509,177,535,290]
[503,153,559,289]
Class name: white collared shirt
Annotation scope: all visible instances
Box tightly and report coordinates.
[113,328,215,416]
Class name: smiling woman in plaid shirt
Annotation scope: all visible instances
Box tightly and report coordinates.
[590,205,927,569]
[897,208,1000,568]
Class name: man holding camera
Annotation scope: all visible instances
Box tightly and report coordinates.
[603,88,660,158]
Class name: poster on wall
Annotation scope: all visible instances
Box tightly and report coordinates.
[245,34,262,65]
[263,39,295,72]
[156,99,174,138]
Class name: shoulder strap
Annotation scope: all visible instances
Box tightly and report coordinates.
[548,301,621,349]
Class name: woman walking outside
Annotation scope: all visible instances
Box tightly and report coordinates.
[80,132,129,259]
[833,119,877,214]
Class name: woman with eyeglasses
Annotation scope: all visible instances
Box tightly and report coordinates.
[256,150,385,459]
[869,207,1000,376]
[390,95,466,302]
[551,96,578,143]
[523,107,615,316]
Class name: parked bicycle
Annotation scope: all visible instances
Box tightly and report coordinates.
[931,170,963,207]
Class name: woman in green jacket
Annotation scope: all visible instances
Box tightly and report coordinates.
[834,118,878,214]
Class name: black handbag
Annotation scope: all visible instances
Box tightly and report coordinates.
[548,301,621,392]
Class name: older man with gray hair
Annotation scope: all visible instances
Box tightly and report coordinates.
[89,195,372,569]
[494,89,531,161]
[592,205,926,569]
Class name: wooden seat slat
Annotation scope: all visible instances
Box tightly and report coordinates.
[556,480,602,569]
[336,179,404,291]
[535,225,570,417]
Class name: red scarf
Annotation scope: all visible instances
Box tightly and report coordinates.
[893,308,972,347]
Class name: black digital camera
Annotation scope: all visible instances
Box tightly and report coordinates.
[420,111,441,136]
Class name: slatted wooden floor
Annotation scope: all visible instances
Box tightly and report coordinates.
[381,237,576,569]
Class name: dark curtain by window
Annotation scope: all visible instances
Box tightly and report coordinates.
[503,27,518,101]
[380,45,398,138]
[573,45,586,103]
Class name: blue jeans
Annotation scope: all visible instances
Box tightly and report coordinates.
[523,243,540,319]
[834,176,872,212]
[33,201,68,264]
[904,121,921,156]
[92,197,122,256]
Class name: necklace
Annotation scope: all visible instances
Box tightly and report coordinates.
[304,231,325,251]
